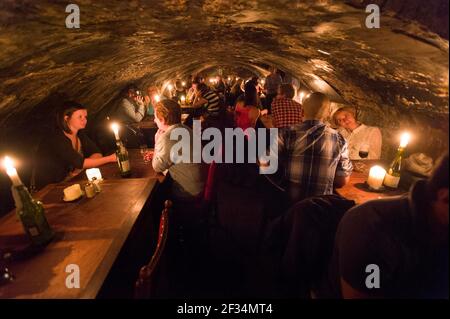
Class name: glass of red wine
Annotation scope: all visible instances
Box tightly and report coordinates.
[359,143,369,159]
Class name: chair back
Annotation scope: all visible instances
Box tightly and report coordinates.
[134,200,172,298]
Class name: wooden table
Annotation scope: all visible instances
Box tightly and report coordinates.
[0,150,162,298]
[336,160,406,204]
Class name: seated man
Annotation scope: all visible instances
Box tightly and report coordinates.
[152,99,205,202]
[270,83,304,128]
[332,106,382,160]
[319,153,449,299]
[114,85,146,124]
[112,85,147,148]
[264,92,352,203]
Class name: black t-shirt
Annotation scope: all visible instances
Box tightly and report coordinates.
[36,129,100,188]
[318,180,449,299]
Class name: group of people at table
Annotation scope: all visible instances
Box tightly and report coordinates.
[30,68,447,299]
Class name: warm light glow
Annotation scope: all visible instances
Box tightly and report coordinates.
[3,156,22,186]
[167,84,173,91]
[3,156,16,176]
[260,79,266,85]
[181,81,186,87]
[299,91,305,103]
[154,94,161,103]
[209,78,214,83]
[86,168,103,182]
[367,165,386,190]
[181,95,186,103]
[228,76,231,81]
[400,132,411,148]
[111,123,120,140]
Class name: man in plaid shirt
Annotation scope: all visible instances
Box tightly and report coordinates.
[263,92,352,203]
[271,84,304,128]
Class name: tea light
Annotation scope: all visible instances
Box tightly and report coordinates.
[86,168,102,182]
[367,165,386,190]
[111,122,120,141]
[3,156,23,187]
[180,95,186,104]
[85,183,96,198]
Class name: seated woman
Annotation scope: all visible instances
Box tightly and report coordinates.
[35,101,117,188]
[235,81,261,133]
[144,85,161,117]
[332,106,382,160]
[152,99,205,202]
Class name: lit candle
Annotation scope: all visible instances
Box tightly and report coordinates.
[180,95,186,104]
[111,123,120,141]
[181,81,186,87]
[3,156,23,186]
[85,168,102,182]
[400,132,411,148]
[260,79,266,85]
[154,94,161,103]
[167,84,173,91]
[227,76,231,81]
[209,78,214,84]
[367,165,386,190]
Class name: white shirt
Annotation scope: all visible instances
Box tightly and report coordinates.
[338,124,382,160]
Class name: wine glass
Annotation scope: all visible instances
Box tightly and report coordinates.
[359,143,369,159]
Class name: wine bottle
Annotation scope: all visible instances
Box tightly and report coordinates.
[384,147,405,189]
[115,139,132,177]
[11,184,54,246]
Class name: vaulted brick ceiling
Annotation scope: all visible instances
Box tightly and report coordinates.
[0,0,448,157]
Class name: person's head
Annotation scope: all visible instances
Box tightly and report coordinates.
[302,92,330,121]
[125,85,138,99]
[277,83,295,99]
[175,80,182,90]
[57,101,88,134]
[332,107,359,131]
[192,76,202,90]
[244,81,258,107]
[195,83,209,97]
[153,99,181,131]
[426,153,449,227]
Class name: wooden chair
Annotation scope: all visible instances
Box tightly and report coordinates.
[134,200,172,299]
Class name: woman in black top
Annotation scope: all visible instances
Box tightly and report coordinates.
[35,101,117,188]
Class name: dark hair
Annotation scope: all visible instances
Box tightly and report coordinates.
[279,84,295,99]
[244,81,257,107]
[427,153,449,200]
[192,76,202,85]
[57,101,86,134]
[196,83,209,95]
[154,99,181,125]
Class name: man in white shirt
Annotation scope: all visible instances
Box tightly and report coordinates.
[332,107,382,160]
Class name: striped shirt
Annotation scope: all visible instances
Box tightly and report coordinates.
[202,89,220,116]
[272,120,352,197]
[271,97,304,128]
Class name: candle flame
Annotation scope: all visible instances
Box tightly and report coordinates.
[111,122,119,132]
[3,156,15,173]
[154,94,161,102]
[181,95,186,101]
[181,81,186,87]
[400,132,411,148]
[370,165,386,176]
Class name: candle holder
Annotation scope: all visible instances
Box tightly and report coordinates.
[355,182,387,193]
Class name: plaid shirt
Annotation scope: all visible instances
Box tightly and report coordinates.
[271,97,304,128]
[272,120,352,197]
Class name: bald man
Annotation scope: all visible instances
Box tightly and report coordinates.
[269,92,353,203]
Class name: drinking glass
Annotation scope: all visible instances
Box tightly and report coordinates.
[359,143,369,159]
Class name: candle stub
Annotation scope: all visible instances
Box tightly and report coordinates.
[367,165,386,190]
[85,183,95,198]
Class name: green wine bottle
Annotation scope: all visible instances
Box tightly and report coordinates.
[384,146,405,189]
[11,185,54,246]
[115,140,131,177]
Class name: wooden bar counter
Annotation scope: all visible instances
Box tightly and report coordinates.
[0,150,161,298]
